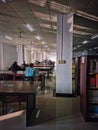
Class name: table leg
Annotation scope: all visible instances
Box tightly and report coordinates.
[26,94,36,126]
[47,70,49,78]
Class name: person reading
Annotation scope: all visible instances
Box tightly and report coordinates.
[24,63,36,82]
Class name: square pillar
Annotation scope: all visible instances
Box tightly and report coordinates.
[56,13,73,95]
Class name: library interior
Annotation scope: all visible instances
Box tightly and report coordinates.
[0,0,98,130]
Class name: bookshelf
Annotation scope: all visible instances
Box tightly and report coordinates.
[72,59,75,79]
[80,55,98,121]
[75,57,81,95]
[72,58,76,94]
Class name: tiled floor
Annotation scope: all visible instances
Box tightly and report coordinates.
[0,77,98,130]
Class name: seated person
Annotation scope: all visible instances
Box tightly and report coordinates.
[9,61,21,73]
[24,63,36,81]
[35,60,40,64]
[21,60,28,71]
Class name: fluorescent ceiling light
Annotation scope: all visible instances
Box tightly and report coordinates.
[5,35,12,40]
[77,45,82,48]
[82,40,89,44]
[73,47,77,50]
[94,47,98,49]
[42,41,45,44]
[25,24,34,32]
[89,49,92,51]
[35,35,41,40]
[27,45,30,48]
[44,45,48,48]
[91,34,98,39]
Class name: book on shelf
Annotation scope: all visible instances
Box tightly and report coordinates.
[89,60,94,72]
[95,97,98,102]
[89,77,96,88]
[95,91,98,102]
[96,60,98,72]
[96,74,98,88]
[89,59,98,73]
[89,105,98,114]
[89,91,96,102]
[89,91,98,102]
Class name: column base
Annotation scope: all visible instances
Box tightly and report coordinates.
[53,89,77,97]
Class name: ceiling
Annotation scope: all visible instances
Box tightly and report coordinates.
[0,0,98,55]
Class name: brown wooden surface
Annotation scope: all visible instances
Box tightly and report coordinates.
[0,81,41,94]
[80,56,87,121]
[0,81,41,127]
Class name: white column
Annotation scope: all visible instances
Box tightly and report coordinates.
[56,13,73,94]
[0,43,17,69]
[25,49,31,64]
[24,46,27,63]
[0,44,4,70]
[17,44,24,65]
[41,51,44,61]
[34,51,37,61]
[31,50,34,63]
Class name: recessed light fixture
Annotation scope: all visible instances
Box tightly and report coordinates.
[25,23,34,32]
[42,41,45,44]
[91,34,98,39]
[77,45,82,48]
[89,48,92,51]
[73,47,77,50]
[5,35,12,40]
[94,47,98,49]
[35,35,41,40]
[82,40,89,44]
[44,45,48,48]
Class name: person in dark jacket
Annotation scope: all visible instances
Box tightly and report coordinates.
[9,61,21,73]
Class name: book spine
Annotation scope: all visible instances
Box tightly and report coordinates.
[96,74,98,88]
[90,77,96,87]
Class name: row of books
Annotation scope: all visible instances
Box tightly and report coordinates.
[89,74,98,87]
[89,59,98,72]
[89,105,98,114]
[89,91,98,102]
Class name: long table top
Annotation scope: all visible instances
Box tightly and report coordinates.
[0,81,40,94]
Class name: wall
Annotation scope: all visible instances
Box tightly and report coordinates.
[0,43,17,70]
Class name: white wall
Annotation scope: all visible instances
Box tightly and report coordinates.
[25,49,31,64]
[0,43,17,70]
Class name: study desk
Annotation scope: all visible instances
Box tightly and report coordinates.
[34,67,51,78]
[0,81,41,127]
[0,70,24,80]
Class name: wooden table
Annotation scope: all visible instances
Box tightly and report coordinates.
[0,80,41,127]
[0,70,24,80]
[34,67,51,78]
